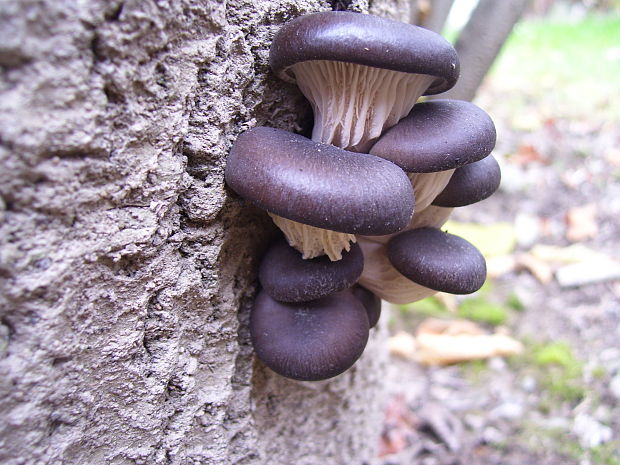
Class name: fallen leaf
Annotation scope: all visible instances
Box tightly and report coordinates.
[442,221,516,257]
[415,319,523,366]
[516,252,554,284]
[556,260,620,287]
[509,143,547,165]
[565,204,599,242]
[388,331,417,359]
[379,394,418,456]
[530,244,609,264]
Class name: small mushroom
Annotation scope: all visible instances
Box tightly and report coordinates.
[259,237,364,303]
[351,284,382,328]
[357,206,454,303]
[270,11,459,152]
[432,154,501,207]
[250,289,370,381]
[387,228,486,294]
[358,238,438,304]
[225,127,414,260]
[369,100,497,211]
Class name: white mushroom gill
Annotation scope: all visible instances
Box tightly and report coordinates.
[269,213,356,261]
[292,60,435,152]
[269,61,434,261]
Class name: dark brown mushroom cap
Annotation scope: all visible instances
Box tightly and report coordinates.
[225,127,415,235]
[250,289,370,381]
[387,228,486,294]
[270,11,459,95]
[351,284,382,328]
[369,100,497,173]
[259,238,364,303]
[433,154,501,207]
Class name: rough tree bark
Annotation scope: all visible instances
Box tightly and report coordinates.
[0,1,412,464]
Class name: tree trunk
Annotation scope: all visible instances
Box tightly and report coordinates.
[0,1,404,464]
[419,0,455,33]
[435,0,529,101]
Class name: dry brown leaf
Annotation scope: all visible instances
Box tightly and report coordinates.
[388,331,417,359]
[565,204,599,242]
[516,252,554,284]
[417,318,484,336]
[379,394,418,457]
[530,243,608,264]
[510,143,547,165]
[414,319,523,366]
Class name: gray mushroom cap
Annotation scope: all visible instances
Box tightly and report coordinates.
[270,11,459,95]
[250,289,370,381]
[369,100,497,173]
[433,154,501,207]
[225,126,415,235]
[351,284,382,329]
[387,228,486,294]
[259,238,364,303]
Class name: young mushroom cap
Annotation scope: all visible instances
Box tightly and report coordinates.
[369,100,497,173]
[270,11,459,95]
[432,154,501,207]
[387,228,487,294]
[225,127,414,235]
[250,289,370,381]
[259,237,364,303]
[351,284,382,328]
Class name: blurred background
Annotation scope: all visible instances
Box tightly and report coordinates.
[376,1,620,464]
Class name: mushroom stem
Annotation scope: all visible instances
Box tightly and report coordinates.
[292,61,435,153]
[408,169,455,212]
[269,213,357,261]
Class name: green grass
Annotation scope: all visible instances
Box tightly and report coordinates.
[490,14,620,120]
[457,297,508,326]
[515,340,587,404]
[496,15,620,78]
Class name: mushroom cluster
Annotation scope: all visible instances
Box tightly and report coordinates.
[224,11,500,381]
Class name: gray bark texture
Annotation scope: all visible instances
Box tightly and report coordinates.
[435,0,529,101]
[0,1,409,464]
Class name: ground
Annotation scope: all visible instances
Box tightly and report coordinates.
[374,12,620,465]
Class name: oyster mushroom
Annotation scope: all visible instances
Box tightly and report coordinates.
[268,12,459,260]
[369,99,497,212]
[225,127,414,260]
[270,11,459,152]
[250,289,369,381]
[351,284,382,329]
[433,154,501,207]
[387,227,487,295]
[259,237,364,303]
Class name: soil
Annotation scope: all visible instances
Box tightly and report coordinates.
[373,72,620,465]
